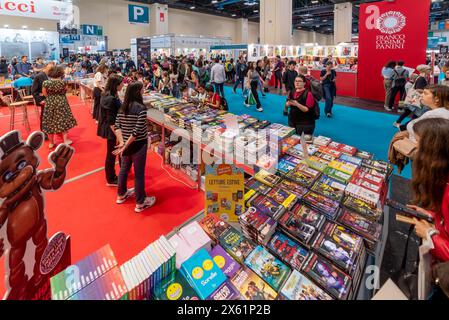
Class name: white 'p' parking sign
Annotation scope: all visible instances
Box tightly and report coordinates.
[128,4,149,25]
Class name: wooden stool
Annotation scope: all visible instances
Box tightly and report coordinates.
[18,88,39,120]
[2,95,31,132]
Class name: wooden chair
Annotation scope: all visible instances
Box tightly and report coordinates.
[17,88,39,120]
[2,95,31,132]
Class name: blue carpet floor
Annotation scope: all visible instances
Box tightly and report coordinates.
[224,86,412,180]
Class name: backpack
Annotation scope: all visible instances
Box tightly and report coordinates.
[394,69,407,88]
[306,76,324,101]
[225,62,233,72]
[305,89,321,120]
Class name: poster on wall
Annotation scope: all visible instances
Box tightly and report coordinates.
[136,38,151,61]
[267,46,274,57]
[281,46,287,57]
[205,164,244,223]
[316,47,325,57]
[260,46,267,57]
[357,0,430,101]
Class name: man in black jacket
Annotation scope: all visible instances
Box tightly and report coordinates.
[233,56,247,93]
[283,61,298,114]
[31,62,54,135]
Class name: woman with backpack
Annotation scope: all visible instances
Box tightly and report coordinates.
[286,75,317,136]
[387,60,410,112]
[158,71,172,95]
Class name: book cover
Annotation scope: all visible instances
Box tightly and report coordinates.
[210,245,241,279]
[323,167,352,184]
[181,249,227,300]
[339,154,362,166]
[254,169,282,187]
[345,183,380,207]
[199,214,231,241]
[267,232,309,271]
[314,151,336,163]
[154,271,200,301]
[206,281,242,300]
[218,228,256,264]
[350,178,383,194]
[337,210,382,243]
[318,146,342,159]
[283,155,303,166]
[311,175,346,202]
[303,192,340,220]
[68,267,128,300]
[338,144,358,156]
[245,178,272,195]
[179,221,212,253]
[320,221,364,255]
[277,158,298,176]
[279,270,333,301]
[286,170,317,188]
[278,212,317,245]
[313,136,332,147]
[231,267,278,300]
[51,244,118,300]
[352,169,385,187]
[252,195,286,219]
[244,246,291,292]
[277,179,308,199]
[328,160,358,176]
[342,196,383,222]
[267,187,298,210]
[312,233,358,274]
[290,204,326,230]
[302,253,352,300]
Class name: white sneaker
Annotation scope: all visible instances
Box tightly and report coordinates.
[257,107,263,112]
[393,122,400,128]
[135,196,156,213]
[116,189,135,204]
[244,103,250,107]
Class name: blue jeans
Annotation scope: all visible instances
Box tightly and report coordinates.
[323,84,335,115]
[214,82,225,98]
[233,78,244,92]
[118,143,148,205]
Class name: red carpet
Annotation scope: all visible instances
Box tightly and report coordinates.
[0,96,204,297]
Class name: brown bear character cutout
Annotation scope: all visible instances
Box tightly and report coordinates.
[0,131,74,300]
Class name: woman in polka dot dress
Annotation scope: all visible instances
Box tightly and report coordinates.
[42,66,77,148]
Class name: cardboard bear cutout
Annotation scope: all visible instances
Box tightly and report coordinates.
[0,131,74,300]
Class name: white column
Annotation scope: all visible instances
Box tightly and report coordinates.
[150,3,169,36]
[334,2,353,44]
[236,18,249,44]
[260,0,292,45]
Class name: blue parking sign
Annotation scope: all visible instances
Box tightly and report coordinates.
[128,4,149,24]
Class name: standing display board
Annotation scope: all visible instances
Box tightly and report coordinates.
[205,164,245,223]
[357,0,430,101]
[136,38,151,61]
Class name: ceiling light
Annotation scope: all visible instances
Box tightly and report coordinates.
[212,0,218,3]
[311,0,319,3]
[22,25,28,29]
[190,6,195,9]
[4,25,9,28]
[231,14,236,17]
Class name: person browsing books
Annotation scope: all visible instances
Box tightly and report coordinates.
[407,118,449,263]
[113,82,156,213]
[286,75,316,136]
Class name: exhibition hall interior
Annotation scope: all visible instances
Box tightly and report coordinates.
[0,0,448,303]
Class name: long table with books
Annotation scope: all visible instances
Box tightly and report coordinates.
[48,93,392,301]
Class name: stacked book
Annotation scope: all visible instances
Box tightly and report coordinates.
[239,207,277,245]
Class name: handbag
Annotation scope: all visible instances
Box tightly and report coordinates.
[393,138,418,158]
[404,77,423,109]
[432,261,449,299]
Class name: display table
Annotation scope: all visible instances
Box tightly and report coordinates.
[310,69,358,98]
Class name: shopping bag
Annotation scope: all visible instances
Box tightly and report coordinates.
[242,88,250,100]
[404,88,422,108]
[248,91,257,106]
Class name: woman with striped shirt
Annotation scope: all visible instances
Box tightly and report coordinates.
[113,82,156,213]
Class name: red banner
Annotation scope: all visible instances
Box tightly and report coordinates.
[357,0,430,101]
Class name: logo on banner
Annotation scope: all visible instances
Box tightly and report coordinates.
[365,5,407,50]
[377,11,406,34]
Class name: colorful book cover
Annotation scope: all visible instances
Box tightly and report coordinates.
[323,167,352,184]
[328,160,357,176]
[51,244,118,300]
[312,233,358,274]
[291,204,326,229]
[303,192,340,220]
[337,210,382,243]
[154,271,200,301]
[352,169,385,186]
[267,232,309,271]
[199,214,231,241]
[302,253,352,300]
[245,178,272,195]
[180,221,212,253]
[350,178,383,194]
[338,144,358,156]
[207,281,242,300]
[311,175,346,202]
[286,169,317,188]
[244,246,291,292]
[277,179,308,199]
[280,270,333,301]
[283,155,303,166]
[181,249,227,300]
[252,195,286,219]
[254,169,282,187]
[313,136,332,147]
[209,245,241,279]
[267,187,298,210]
[231,267,278,300]
[320,221,364,253]
[342,196,383,222]
[314,151,336,163]
[278,212,317,245]
[296,163,321,179]
[302,159,327,172]
[68,267,128,300]
[318,146,342,159]
[339,154,362,166]
[345,183,380,207]
[355,150,373,160]
[218,228,256,264]
[277,158,298,176]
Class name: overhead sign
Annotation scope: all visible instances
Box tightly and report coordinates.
[60,34,81,44]
[0,0,73,21]
[128,4,149,24]
[357,0,430,101]
[81,24,103,36]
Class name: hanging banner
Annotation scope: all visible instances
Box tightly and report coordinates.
[205,164,244,223]
[357,0,430,101]
[136,38,151,61]
[0,0,73,21]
